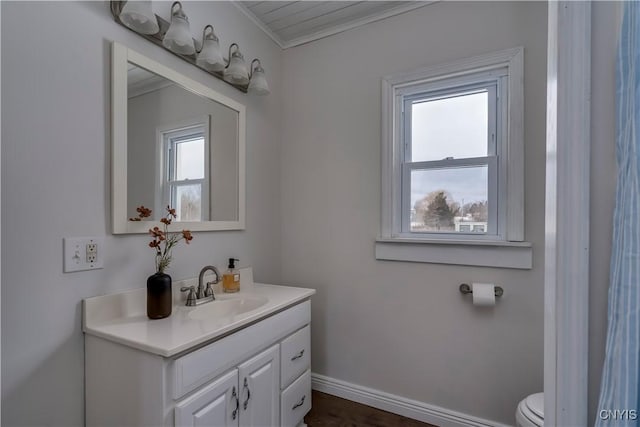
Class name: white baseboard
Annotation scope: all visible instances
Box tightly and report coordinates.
[311,373,513,427]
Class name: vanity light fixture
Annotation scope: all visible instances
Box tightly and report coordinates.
[248,59,270,96]
[162,1,195,56]
[223,44,250,86]
[110,1,270,95]
[196,25,225,72]
[119,0,159,35]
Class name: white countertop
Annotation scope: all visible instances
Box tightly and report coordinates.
[83,278,315,357]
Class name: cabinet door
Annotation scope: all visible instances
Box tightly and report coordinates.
[237,344,280,427]
[175,369,240,427]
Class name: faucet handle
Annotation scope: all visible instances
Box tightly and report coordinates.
[205,281,216,299]
[180,286,197,306]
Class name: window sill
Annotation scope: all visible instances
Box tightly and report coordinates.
[375,238,532,269]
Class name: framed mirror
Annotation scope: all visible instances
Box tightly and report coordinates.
[112,42,245,233]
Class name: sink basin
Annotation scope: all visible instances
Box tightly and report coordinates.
[188,295,269,321]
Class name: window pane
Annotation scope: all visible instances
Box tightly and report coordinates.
[410,166,488,233]
[411,91,488,162]
[174,184,202,221]
[176,137,205,180]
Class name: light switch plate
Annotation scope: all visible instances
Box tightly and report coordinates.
[64,237,104,273]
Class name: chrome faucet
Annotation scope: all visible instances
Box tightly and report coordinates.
[198,265,220,299]
[180,265,221,307]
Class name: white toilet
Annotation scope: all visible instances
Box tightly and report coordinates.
[515,393,544,427]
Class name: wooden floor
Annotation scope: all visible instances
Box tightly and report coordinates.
[304,391,438,427]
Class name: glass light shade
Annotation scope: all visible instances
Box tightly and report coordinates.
[196,29,225,71]
[224,52,249,85]
[162,3,195,55]
[248,67,270,95]
[119,1,159,34]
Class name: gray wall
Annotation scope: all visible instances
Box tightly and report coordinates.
[1,1,282,425]
[589,2,620,424]
[280,2,547,424]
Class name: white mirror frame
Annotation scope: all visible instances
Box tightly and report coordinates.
[112,42,246,234]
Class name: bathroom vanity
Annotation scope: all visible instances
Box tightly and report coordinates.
[83,279,315,427]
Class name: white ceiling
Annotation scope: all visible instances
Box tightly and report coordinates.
[234,1,433,48]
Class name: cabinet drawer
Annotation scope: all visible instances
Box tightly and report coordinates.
[280,370,311,427]
[172,301,310,399]
[280,325,310,389]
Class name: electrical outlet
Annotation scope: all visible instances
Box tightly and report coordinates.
[86,243,97,263]
[64,237,104,273]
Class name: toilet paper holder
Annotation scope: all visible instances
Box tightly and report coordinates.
[459,283,504,297]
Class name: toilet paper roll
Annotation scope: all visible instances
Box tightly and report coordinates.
[472,283,496,306]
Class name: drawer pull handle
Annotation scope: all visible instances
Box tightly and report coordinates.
[291,349,305,361]
[242,377,251,410]
[231,386,239,420]
[292,395,306,410]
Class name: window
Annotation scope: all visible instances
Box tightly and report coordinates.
[403,81,499,237]
[378,48,531,268]
[159,118,210,222]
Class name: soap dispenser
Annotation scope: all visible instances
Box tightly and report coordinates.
[222,258,240,293]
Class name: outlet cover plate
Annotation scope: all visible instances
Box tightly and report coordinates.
[64,237,104,273]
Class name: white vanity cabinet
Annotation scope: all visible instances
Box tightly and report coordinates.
[175,345,280,427]
[85,296,313,427]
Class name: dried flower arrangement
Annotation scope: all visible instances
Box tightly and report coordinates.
[130,205,194,273]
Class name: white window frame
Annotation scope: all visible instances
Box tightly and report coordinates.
[155,116,210,221]
[377,47,531,269]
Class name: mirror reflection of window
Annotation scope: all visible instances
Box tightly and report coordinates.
[122,55,242,231]
[162,124,208,221]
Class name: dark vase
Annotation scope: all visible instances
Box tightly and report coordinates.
[147,272,172,319]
